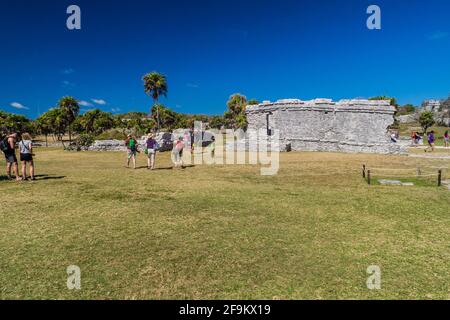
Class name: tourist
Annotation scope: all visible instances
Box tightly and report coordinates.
[415,132,422,145]
[172,136,184,168]
[19,133,35,181]
[183,131,191,151]
[145,133,158,170]
[2,133,21,181]
[125,134,138,169]
[425,131,435,152]
[209,136,216,158]
[411,131,418,146]
[390,132,398,143]
[444,131,449,148]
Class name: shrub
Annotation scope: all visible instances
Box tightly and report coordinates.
[77,133,95,147]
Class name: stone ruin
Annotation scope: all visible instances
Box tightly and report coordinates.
[87,132,174,152]
[246,98,407,154]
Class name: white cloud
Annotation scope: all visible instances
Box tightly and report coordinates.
[61,80,76,88]
[111,107,121,113]
[92,99,107,105]
[79,100,93,107]
[10,102,29,110]
[61,68,75,75]
[427,31,449,40]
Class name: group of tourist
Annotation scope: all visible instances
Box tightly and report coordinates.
[409,130,450,152]
[123,132,216,170]
[125,133,185,170]
[124,133,160,170]
[124,133,188,169]
[1,132,35,181]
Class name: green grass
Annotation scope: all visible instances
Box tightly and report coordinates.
[1,148,450,299]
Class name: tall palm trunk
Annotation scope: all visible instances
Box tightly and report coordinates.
[154,99,161,131]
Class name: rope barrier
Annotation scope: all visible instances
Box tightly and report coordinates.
[369,168,418,172]
[369,172,439,177]
[362,163,445,186]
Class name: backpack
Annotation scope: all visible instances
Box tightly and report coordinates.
[0,137,9,153]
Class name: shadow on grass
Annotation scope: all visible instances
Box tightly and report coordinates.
[1,174,66,182]
[133,165,196,171]
[33,174,66,181]
[153,166,174,171]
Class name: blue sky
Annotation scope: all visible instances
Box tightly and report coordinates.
[0,0,449,118]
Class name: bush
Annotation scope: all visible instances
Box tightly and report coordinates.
[77,133,95,147]
[419,111,435,133]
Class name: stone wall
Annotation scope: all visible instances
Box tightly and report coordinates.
[397,113,418,124]
[88,132,174,152]
[246,99,407,154]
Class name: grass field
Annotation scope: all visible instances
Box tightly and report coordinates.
[1,148,450,299]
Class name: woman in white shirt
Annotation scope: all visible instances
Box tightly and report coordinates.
[19,133,35,181]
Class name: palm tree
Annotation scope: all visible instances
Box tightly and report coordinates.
[58,96,80,144]
[142,72,168,131]
[225,93,248,129]
[35,114,52,147]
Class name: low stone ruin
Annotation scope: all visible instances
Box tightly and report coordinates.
[88,132,174,152]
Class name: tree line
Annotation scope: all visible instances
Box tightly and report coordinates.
[1,72,258,147]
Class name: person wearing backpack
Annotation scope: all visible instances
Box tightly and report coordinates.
[125,134,138,169]
[2,133,21,181]
[19,133,35,181]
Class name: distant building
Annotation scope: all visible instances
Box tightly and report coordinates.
[421,99,441,112]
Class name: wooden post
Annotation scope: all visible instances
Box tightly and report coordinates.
[367,170,371,185]
[417,166,421,177]
[362,164,366,179]
[438,169,442,187]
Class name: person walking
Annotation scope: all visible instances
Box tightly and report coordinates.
[444,130,449,148]
[425,131,435,152]
[145,133,158,170]
[209,136,216,158]
[1,133,21,181]
[411,131,419,146]
[19,133,35,181]
[172,137,185,168]
[390,132,398,143]
[125,134,138,169]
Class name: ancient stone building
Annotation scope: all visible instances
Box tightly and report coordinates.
[246,98,405,154]
[421,99,441,112]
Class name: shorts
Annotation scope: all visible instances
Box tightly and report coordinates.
[20,153,33,162]
[147,149,156,157]
[172,150,182,163]
[4,152,17,164]
[127,150,137,159]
